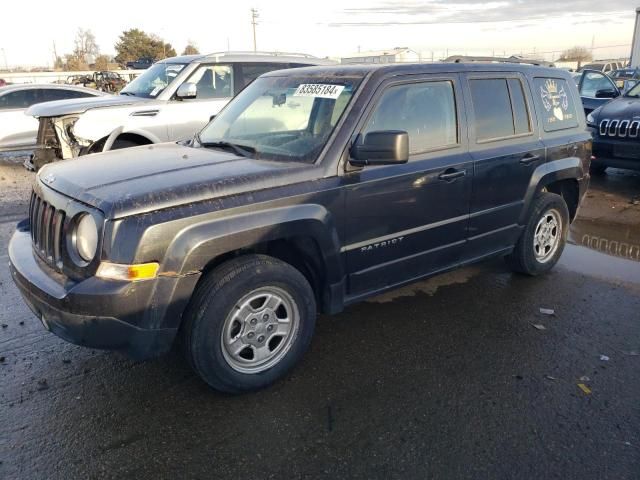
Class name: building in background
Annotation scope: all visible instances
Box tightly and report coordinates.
[341,47,421,64]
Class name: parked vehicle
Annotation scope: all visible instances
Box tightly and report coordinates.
[25,52,335,170]
[67,71,127,93]
[0,84,103,154]
[578,61,624,74]
[10,62,590,393]
[609,68,640,91]
[586,80,640,174]
[126,57,154,70]
[577,69,622,114]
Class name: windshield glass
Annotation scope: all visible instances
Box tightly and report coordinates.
[120,63,186,98]
[198,75,362,163]
[625,81,640,98]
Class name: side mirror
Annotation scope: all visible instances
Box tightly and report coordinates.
[176,82,198,100]
[350,131,409,166]
[595,88,618,99]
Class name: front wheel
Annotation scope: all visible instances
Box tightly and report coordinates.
[181,255,317,394]
[506,192,569,276]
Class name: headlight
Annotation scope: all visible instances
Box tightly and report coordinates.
[586,112,596,125]
[73,214,98,262]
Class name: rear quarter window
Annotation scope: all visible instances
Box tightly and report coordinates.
[533,77,579,132]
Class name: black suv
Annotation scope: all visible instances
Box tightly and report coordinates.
[584,77,640,173]
[9,63,591,393]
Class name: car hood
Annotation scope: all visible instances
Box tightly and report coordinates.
[26,94,148,118]
[38,143,320,219]
[597,96,640,120]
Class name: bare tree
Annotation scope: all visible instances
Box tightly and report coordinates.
[182,41,200,55]
[558,46,592,69]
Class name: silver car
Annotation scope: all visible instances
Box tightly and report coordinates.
[0,84,102,154]
[26,52,335,169]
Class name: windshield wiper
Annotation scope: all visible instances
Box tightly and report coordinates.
[119,91,135,96]
[200,141,257,158]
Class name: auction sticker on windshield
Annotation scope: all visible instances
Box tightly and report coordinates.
[294,84,345,99]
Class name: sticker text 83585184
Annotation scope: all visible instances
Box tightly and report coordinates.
[293,84,345,99]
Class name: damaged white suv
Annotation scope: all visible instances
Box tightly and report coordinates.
[26,52,333,170]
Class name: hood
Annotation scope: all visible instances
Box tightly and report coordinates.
[26,94,148,118]
[597,96,640,121]
[38,143,320,218]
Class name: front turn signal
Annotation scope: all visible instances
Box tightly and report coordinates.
[96,262,160,281]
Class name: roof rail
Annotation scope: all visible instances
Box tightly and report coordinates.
[443,55,555,68]
[204,51,320,59]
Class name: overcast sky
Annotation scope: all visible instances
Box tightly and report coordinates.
[1,0,637,67]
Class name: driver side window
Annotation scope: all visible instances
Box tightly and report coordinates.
[363,81,458,155]
[188,65,234,99]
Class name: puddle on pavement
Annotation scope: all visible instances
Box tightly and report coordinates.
[562,216,640,285]
[367,264,486,303]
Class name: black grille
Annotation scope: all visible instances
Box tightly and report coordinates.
[29,190,66,268]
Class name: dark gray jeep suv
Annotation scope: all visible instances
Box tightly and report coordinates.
[10,63,591,393]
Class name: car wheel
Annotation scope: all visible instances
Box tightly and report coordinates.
[181,254,317,394]
[589,163,607,175]
[506,192,569,276]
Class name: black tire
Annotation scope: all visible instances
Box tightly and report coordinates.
[590,163,607,175]
[506,192,569,276]
[180,254,316,394]
[111,139,141,150]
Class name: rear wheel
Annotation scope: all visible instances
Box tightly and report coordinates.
[506,192,569,276]
[181,255,316,394]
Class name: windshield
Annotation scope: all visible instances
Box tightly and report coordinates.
[625,81,640,98]
[198,75,362,163]
[120,62,186,98]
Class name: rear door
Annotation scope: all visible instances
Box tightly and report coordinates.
[0,89,40,150]
[343,74,473,298]
[462,73,544,259]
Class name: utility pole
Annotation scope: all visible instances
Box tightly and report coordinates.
[52,41,58,69]
[251,8,259,52]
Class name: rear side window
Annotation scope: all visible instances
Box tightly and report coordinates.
[0,89,38,109]
[469,78,532,141]
[363,81,458,154]
[533,78,579,132]
[238,63,287,89]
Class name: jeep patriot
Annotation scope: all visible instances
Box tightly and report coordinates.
[9,63,591,393]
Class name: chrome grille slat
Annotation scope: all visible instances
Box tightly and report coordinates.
[599,118,640,139]
[599,119,609,136]
[619,120,630,138]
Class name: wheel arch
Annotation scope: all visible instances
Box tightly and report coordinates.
[519,157,585,224]
[161,204,346,315]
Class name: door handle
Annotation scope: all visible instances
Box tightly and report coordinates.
[519,154,540,166]
[438,168,466,181]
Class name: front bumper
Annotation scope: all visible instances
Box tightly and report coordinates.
[9,227,178,359]
[591,133,640,171]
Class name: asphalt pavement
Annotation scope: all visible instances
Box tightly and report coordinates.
[0,159,639,480]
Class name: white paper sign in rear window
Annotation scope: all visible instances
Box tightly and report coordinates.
[534,78,579,132]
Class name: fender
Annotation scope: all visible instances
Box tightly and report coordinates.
[162,203,344,282]
[518,157,584,224]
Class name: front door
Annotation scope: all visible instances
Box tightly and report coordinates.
[343,75,473,299]
[165,64,235,142]
[578,70,620,114]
